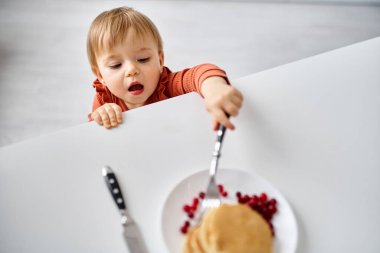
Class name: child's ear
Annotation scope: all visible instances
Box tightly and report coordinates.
[159,51,164,70]
[93,67,105,84]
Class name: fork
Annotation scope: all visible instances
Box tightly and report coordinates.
[195,124,227,224]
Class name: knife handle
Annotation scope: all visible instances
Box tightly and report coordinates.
[102,166,126,210]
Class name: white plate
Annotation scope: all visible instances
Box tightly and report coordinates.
[161,169,298,253]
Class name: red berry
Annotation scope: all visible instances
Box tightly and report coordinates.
[254,202,263,213]
[248,202,257,210]
[269,198,277,207]
[247,197,256,205]
[180,226,188,234]
[258,199,267,209]
[251,196,259,205]
[242,195,250,203]
[218,184,224,193]
[268,205,277,215]
[265,212,273,221]
[183,204,191,213]
[259,193,268,202]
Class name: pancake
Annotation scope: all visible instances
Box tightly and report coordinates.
[183,226,206,253]
[198,204,272,253]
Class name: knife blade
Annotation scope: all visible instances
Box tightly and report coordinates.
[102,165,148,253]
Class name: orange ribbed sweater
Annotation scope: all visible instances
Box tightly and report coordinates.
[89,64,228,120]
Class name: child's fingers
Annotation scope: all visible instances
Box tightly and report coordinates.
[213,109,235,130]
[225,89,243,109]
[233,88,244,101]
[91,103,123,129]
[104,105,118,127]
[111,104,123,123]
[99,110,112,128]
[223,101,240,117]
[93,106,111,128]
[231,92,244,108]
[91,111,103,125]
[208,102,237,130]
[221,89,243,117]
[217,92,242,117]
[203,85,243,131]
[213,120,219,131]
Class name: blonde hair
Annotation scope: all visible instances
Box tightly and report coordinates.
[87,7,163,72]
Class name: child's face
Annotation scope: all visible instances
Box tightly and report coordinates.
[95,30,164,109]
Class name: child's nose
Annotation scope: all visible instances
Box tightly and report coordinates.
[125,63,139,77]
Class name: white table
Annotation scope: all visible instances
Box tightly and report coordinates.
[1,37,379,253]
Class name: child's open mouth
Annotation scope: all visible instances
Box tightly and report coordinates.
[128,83,144,95]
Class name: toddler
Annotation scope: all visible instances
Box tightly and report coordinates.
[87,7,243,129]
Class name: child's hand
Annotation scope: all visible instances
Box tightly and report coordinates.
[201,76,243,130]
[90,103,123,128]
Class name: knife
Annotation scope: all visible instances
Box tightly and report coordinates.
[102,165,149,253]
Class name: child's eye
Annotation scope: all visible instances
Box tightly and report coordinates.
[138,57,150,63]
[109,63,121,69]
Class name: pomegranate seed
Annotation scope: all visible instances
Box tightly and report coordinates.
[236,191,242,198]
[248,202,257,210]
[184,221,190,227]
[222,191,228,197]
[199,192,205,199]
[268,205,277,214]
[218,184,224,193]
[241,195,250,203]
[254,205,262,213]
[193,198,199,205]
[183,204,191,213]
[188,212,194,219]
[259,193,268,202]
[180,226,188,234]
[269,198,277,207]
[258,200,266,209]
[247,198,256,206]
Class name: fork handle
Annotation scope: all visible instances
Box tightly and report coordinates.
[216,124,226,146]
[210,123,227,176]
[213,123,227,157]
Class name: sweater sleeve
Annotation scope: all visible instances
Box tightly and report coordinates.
[167,64,229,97]
[88,79,109,121]
[92,93,104,112]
